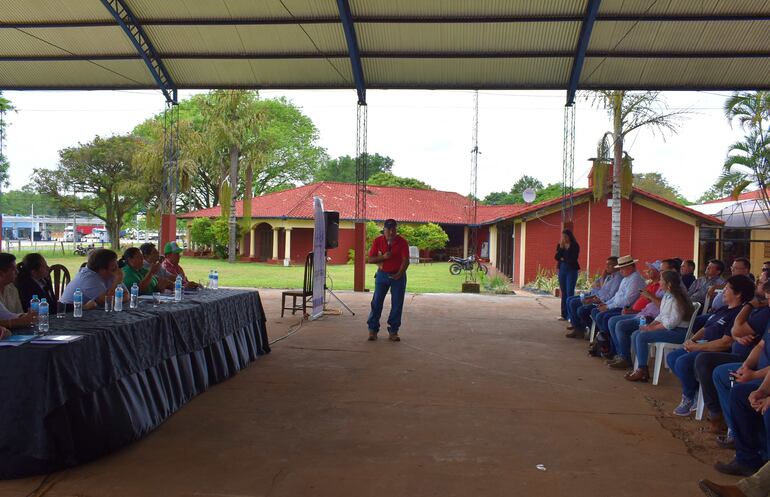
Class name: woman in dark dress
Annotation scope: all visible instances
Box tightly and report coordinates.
[555,229,580,320]
[15,253,57,312]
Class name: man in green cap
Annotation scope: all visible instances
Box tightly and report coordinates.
[161,241,201,289]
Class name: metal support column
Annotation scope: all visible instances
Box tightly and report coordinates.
[160,102,179,248]
[353,103,368,292]
[562,105,576,228]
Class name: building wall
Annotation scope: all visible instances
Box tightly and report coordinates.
[750,229,770,273]
[288,228,314,263]
[628,202,695,265]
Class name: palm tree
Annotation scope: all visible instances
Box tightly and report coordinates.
[723,91,770,213]
[589,91,684,256]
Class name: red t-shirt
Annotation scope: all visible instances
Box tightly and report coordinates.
[369,235,410,273]
[631,281,660,312]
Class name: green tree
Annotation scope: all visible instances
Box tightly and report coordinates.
[367,172,432,189]
[313,153,393,183]
[721,91,770,211]
[31,135,145,249]
[589,91,685,256]
[632,172,689,204]
[0,92,14,189]
[511,175,544,196]
[189,217,215,249]
[412,223,449,251]
[698,171,747,203]
[0,187,69,216]
[482,191,519,205]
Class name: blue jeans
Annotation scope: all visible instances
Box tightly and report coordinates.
[566,295,583,323]
[730,381,769,467]
[591,307,622,334]
[367,271,407,334]
[667,348,703,399]
[572,303,597,331]
[632,328,687,367]
[558,266,578,319]
[694,352,744,418]
[713,362,754,432]
[609,313,640,360]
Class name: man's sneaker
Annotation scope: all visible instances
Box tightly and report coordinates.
[716,432,735,450]
[674,396,694,416]
[714,459,762,477]
[367,332,377,341]
[609,358,631,369]
[388,333,400,342]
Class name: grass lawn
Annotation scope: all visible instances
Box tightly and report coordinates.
[13,250,470,293]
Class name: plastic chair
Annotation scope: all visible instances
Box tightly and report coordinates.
[648,302,701,386]
[49,264,71,302]
[701,294,712,315]
[695,385,705,421]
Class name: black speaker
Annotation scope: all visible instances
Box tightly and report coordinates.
[324,211,339,249]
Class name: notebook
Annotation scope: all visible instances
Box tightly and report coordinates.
[0,335,36,347]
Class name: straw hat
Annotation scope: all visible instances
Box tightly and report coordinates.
[615,255,638,269]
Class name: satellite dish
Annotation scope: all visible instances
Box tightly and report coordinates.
[522,188,536,204]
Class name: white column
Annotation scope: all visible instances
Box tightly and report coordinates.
[284,228,292,262]
[249,227,257,258]
[518,221,527,287]
[489,225,498,267]
[463,226,469,258]
[693,224,700,269]
[272,228,279,260]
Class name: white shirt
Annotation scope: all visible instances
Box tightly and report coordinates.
[656,293,690,330]
[0,284,23,314]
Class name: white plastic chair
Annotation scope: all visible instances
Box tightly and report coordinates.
[701,294,712,315]
[648,302,701,386]
[695,385,705,421]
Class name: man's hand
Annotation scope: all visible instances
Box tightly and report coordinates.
[597,304,608,312]
[0,326,10,340]
[735,365,756,383]
[389,271,403,281]
[758,397,770,415]
[749,389,768,409]
[17,312,35,327]
[148,262,161,275]
[621,307,635,315]
[735,334,756,347]
[683,340,699,352]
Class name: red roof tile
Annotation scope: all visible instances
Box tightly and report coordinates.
[704,188,770,204]
[179,182,506,225]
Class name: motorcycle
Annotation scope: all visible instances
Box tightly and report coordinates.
[448,255,488,276]
[74,243,96,257]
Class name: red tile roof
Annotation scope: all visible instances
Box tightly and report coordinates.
[179,182,519,225]
[178,182,723,226]
[704,188,769,204]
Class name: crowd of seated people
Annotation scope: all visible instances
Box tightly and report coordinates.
[563,254,770,494]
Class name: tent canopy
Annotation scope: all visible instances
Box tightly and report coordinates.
[2,0,770,104]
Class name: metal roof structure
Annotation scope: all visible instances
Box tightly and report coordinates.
[3,0,770,105]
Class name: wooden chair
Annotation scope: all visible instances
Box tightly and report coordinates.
[281,252,314,318]
[49,264,71,301]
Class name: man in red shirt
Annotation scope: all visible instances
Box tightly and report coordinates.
[366,219,410,342]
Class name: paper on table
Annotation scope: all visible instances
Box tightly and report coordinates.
[30,335,84,344]
[0,335,36,347]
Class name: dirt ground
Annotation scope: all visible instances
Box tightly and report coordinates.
[0,290,742,497]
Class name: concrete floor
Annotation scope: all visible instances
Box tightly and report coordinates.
[1,290,739,497]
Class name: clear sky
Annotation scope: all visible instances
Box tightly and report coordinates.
[2,89,744,203]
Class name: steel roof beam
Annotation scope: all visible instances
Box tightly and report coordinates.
[5,84,770,91]
[100,0,176,103]
[566,0,601,106]
[336,0,366,105]
[10,50,770,61]
[5,13,770,28]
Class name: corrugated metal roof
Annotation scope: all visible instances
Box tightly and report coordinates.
[3,0,770,92]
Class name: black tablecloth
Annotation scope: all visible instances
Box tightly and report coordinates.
[0,288,269,479]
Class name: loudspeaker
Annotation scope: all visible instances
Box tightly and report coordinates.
[324,211,339,249]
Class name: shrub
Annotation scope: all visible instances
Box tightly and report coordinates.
[210,218,242,259]
[189,218,215,248]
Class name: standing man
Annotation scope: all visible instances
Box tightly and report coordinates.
[366,219,410,342]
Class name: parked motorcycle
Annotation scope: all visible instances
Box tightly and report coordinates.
[449,255,488,276]
[73,243,96,257]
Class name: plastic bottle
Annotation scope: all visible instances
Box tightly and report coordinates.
[114,285,124,312]
[29,294,40,328]
[208,269,214,289]
[38,298,49,335]
[174,275,183,302]
[130,283,139,309]
[213,270,219,290]
[73,288,83,318]
[639,315,647,328]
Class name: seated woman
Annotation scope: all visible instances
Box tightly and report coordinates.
[665,274,755,416]
[625,270,695,382]
[0,253,36,329]
[694,279,770,433]
[15,253,57,312]
[120,247,172,295]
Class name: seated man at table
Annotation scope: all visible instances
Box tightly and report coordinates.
[161,241,201,289]
[139,242,173,282]
[121,247,172,295]
[0,252,36,329]
[60,248,127,308]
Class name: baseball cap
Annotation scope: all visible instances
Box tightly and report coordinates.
[383,219,397,229]
[164,241,184,255]
[646,260,662,272]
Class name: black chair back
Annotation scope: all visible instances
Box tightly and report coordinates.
[303,252,314,295]
[49,264,71,301]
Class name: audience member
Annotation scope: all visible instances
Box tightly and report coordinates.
[139,242,173,281]
[681,259,697,289]
[0,253,35,329]
[689,259,726,305]
[121,247,172,295]
[60,248,126,307]
[624,270,695,382]
[566,256,621,339]
[161,242,201,289]
[15,253,57,311]
[667,275,755,416]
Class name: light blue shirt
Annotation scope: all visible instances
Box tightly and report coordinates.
[595,271,623,303]
[605,270,647,310]
[60,267,114,304]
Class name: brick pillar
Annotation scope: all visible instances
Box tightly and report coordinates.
[160,214,176,249]
[354,222,366,291]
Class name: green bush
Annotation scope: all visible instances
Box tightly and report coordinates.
[347,248,355,264]
[210,218,242,259]
[189,218,215,248]
[481,273,513,294]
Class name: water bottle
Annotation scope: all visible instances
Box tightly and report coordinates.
[208,269,214,289]
[639,315,647,328]
[38,298,49,335]
[73,288,83,318]
[174,275,183,302]
[29,294,40,328]
[213,270,219,290]
[114,285,124,312]
[579,291,586,301]
[130,283,139,309]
